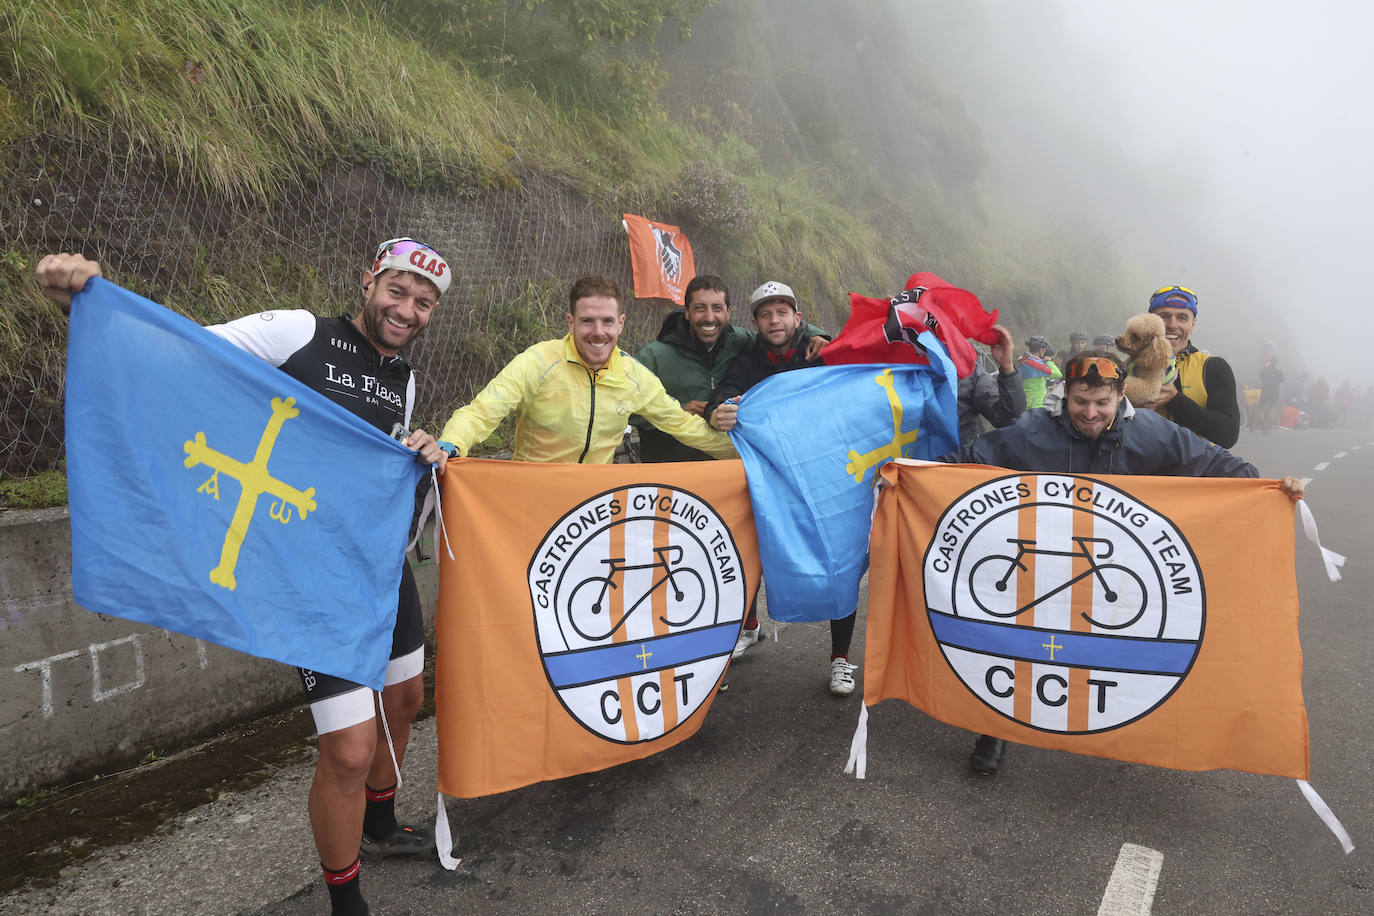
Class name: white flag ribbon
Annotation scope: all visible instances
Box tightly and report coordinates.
[1297,779,1354,854]
[1297,498,1345,582]
[435,792,462,870]
[843,704,869,780]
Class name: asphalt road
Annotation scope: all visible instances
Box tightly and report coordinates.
[4,425,1372,915]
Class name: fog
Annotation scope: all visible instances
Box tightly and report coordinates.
[911,0,1374,388]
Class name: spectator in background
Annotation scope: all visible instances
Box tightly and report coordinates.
[958,324,1024,443]
[1056,330,1089,368]
[1334,380,1357,428]
[1017,335,1061,409]
[1258,351,1284,433]
[1357,386,1374,430]
[1308,376,1331,427]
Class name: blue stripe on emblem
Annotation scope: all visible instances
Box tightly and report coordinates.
[928,611,1198,675]
[544,622,738,688]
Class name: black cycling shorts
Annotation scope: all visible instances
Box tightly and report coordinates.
[297,562,425,731]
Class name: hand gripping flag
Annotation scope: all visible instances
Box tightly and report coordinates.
[65,278,426,690]
[727,332,959,622]
[435,458,760,798]
[622,213,695,304]
[820,272,1000,379]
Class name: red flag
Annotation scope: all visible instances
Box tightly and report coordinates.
[622,214,695,304]
[820,272,999,378]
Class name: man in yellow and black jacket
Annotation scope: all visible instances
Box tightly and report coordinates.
[1138,286,1241,448]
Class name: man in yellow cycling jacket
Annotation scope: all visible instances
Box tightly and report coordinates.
[1138,285,1241,448]
[439,275,735,462]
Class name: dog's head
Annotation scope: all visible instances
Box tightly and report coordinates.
[1116,313,1166,357]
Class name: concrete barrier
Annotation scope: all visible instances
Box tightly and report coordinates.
[0,507,438,804]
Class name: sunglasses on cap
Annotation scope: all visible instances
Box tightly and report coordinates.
[373,237,441,265]
[1066,356,1124,382]
[370,237,451,294]
[1149,284,1198,313]
[1152,284,1196,299]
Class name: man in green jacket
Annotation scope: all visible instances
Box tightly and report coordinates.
[633,275,753,461]
[633,275,828,462]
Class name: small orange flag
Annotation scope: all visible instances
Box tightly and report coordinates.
[865,461,1308,779]
[623,213,695,304]
[435,458,760,798]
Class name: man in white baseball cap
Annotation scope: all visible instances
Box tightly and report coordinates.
[705,280,862,696]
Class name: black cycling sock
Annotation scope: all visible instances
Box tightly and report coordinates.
[830,611,856,658]
[363,784,397,839]
[323,857,367,916]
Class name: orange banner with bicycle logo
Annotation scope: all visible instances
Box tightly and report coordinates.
[435,458,760,798]
[865,461,1309,778]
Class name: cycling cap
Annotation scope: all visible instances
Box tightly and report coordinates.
[371,237,451,295]
[748,281,798,315]
[1149,285,1197,314]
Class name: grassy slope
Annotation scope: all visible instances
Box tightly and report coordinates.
[0,0,1125,503]
[0,0,902,305]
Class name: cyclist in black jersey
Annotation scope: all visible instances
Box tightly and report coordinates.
[39,240,450,916]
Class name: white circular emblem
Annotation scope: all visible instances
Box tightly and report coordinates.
[923,474,1204,733]
[529,485,746,743]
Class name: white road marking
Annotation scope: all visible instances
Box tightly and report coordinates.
[1301,477,1313,488]
[1314,462,1330,472]
[1097,842,1164,916]
[1333,451,1347,459]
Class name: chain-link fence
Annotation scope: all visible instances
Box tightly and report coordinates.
[2,129,709,480]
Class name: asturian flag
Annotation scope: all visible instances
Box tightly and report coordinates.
[65,278,425,690]
[728,331,960,622]
[435,458,760,798]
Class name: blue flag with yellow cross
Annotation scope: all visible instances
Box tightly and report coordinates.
[729,331,960,621]
[65,278,426,691]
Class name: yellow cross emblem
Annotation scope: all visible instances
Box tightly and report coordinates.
[184,396,317,591]
[844,368,921,483]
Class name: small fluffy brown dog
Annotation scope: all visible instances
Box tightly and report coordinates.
[1115,313,1174,405]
